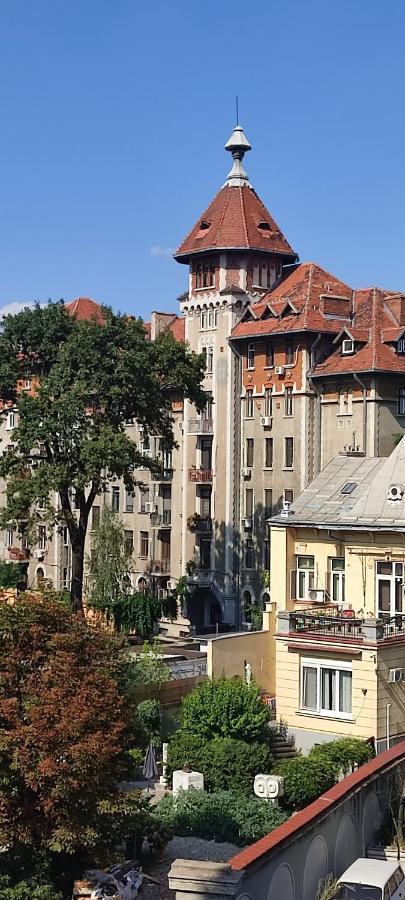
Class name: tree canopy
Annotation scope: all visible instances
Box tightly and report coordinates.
[0,301,206,612]
[176,677,271,743]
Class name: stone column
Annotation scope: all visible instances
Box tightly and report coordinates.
[168,860,244,900]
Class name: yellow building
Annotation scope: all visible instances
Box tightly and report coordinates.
[270,438,405,754]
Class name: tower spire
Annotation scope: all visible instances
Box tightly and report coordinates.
[224,123,252,187]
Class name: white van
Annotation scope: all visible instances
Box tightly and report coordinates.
[336,858,405,899]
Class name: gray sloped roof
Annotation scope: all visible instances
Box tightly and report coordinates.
[270,442,405,529]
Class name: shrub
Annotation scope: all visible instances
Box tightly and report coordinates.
[153,789,286,846]
[135,699,161,748]
[275,755,337,809]
[167,733,273,793]
[0,878,62,900]
[178,677,271,743]
[309,737,374,775]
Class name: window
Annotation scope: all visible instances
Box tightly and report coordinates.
[263,539,270,570]
[6,410,15,431]
[199,538,211,569]
[246,438,254,468]
[111,486,120,512]
[330,557,345,603]
[338,387,353,415]
[207,346,214,373]
[200,437,212,470]
[264,387,272,416]
[247,343,255,370]
[201,310,208,329]
[243,589,252,623]
[199,485,211,518]
[196,263,215,290]
[286,342,294,365]
[125,491,135,513]
[398,338,405,354]
[245,489,253,517]
[4,528,13,548]
[124,530,134,556]
[38,525,47,550]
[62,567,69,589]
[398,388,405,416]
[342,338,354,355]
[376,561,403,617]
[139,486,149,513]
[293,554,314,600]
[92,505,100,527]
[264,437,273,468]
[284,386,293,416]
[22,378,31,390]
[266,341,274,367]
[341,482,357,494]
[284,489,294,505]
[245,390,254,418]
[63,526,69,546]
[36,497,45,511]
[245,540,254,569]
[301,659,352,717]
[36,567,44,586]
[140,531,149,557]
[264,489,273,518]
[284,437,294,469]
[208,308,217,328]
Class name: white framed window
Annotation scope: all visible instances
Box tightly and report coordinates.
[398,338,405,355]
[38,525,47,550]
[398,388,405,416]
[206,346,213,374]
[6,410,15,431]
[329,557,345,603]
[4,528,14,548]
[284,386,293,416]
[201,310,208,330]
[292,554,314,600]
[264,387,273,416]
[247,343,255,370]
[301,658,352,718]
[245,390,254,418]
[111,485,120,512]
[22,378,32,390]
[376,560,403,617]
[284,436,294,469]
[341,338,354,355]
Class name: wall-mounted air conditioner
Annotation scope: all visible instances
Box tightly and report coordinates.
[261,416,272,427]
[144,502,155,514]
[242,517,253,530]
[242,468,252,479]
[275,366,285,376]
[388,668,405,683]
[33,549,45,560]
[307,588,328,603]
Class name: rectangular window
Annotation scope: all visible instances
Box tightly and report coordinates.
[342,338,354,355]
[246,438,254,468]
[284,489,294,505]
[245,389,254,418]
[284,386,293,416]
[22,378,32,390]
[264,437,273,468]
[263,539,270,570]
[201,310,208,330]
[245,488,253,517]
[301,659,352,717]
[38,525,47,550]
[264,489,273,518]
[200,538,211,569]
[245,539,254,569]
[330,557,345,603]
[62,566,69,589]
[200,437,212,470]
[247,343,255,370]
[199,485,211,517]
[111,486,120,512]
[264,387,273,416]
[376,560,403,617]
[286,341,294,365]
[398,339,405,354]
[92,505,100,527]
[284,437,294,469]
[140,531,149,557]
[63,526,69,546]
[140,486,149,513]
[6,410,15,431]
[294,554,314,600]
[266,341,274,367]
[398,388,405,416]
[125,491,135,513]
[4,528,13,548]
[124,530,134,556]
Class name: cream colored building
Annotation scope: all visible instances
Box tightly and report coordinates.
[271,437,405,753]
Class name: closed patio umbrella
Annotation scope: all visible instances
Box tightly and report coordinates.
[142,741,158,791]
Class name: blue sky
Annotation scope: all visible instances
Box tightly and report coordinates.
[1,0,404,320]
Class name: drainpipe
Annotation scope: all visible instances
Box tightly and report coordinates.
[354,372,367,455]
[307,334,322,476]
[386,703,391,750]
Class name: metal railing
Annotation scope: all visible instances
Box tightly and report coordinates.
[188,468,213,483]
[150,559,171,574]
[150,510,172,527]
[152,468,173,482]
[381,614,405,639]
[187,515,212,533]
[188,417,213,435]
[289,612,363,639]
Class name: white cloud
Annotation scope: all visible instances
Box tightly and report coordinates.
[0,301,36,318]
[150,245,175,258]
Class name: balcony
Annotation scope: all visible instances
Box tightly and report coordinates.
[187,417,213,435]
[150,559,171,575]
[152,468,173,482]
[8,546,29,561]
[188,468,213,483]
[279,609,405,645]
[150,510,172,527]
[187,514,212,533]
[187,567,216,587]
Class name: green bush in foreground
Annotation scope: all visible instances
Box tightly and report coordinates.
[275,756,337,809]
[178,677,271,743]
[167,732,273,793]
[309,737,374,774]
[0,877,62,900]
[153,789,286,846]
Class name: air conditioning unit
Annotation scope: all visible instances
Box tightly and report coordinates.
[167,579,177,591]
[307,588,328,603]
[275,366,285,376]
[388,668,405,684]
[145,502,155,514]
[242,468,252,479]
[242,517,253,530]
[261,416,272,427]
[33,549,45,560]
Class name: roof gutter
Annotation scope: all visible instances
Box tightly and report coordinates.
[308,334,322,475]
[270,521,405,533]
[353,372,367,455]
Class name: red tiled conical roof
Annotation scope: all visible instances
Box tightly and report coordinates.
[65,297,104,323]
[174,184,297,263]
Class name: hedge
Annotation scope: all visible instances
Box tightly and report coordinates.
[309,737,374,774]
[153,788,286,846]
[177,677,271,743]
[167,732,274,794]
[275,737,374,809]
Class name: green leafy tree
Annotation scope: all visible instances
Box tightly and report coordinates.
[167,732,273,793]
[0,561,27,589]
[130,641,171,686]
[0,301,205,614]
[87,505,132,608]
[176,677,271,743]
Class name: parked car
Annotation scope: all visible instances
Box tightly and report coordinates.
[336,858,405,899]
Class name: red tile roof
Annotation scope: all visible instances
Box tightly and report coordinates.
[174,185,297,262]
[231,262,352,340]
[65,297,104,323]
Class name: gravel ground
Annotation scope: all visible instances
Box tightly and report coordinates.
[142,837,240,899]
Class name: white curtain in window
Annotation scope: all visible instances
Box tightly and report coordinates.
[302,666,317,709]
[339,670,352,714]
[321,668,336,711]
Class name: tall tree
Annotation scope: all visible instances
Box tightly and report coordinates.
[0,302,205,613]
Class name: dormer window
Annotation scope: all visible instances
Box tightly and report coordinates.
[257,221,271,231]
[199,220,210,230]
[398,338,405,355]
[196,262,215,290]
[342,338,354,355]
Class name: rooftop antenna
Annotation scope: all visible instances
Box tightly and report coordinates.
[235,94,239,126]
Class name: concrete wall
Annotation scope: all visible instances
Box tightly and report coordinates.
[206,602,277,694]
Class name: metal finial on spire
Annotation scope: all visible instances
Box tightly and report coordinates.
[224,122,252,188]
[236,94,239,126]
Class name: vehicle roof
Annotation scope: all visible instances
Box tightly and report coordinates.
[338,858,402,888]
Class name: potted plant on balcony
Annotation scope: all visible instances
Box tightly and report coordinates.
[187,513,202,532]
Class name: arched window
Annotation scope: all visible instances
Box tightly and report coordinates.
[36,567,44,587]
[196,265,202,289]
[262,592,270,606]
[137,576,147,594]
